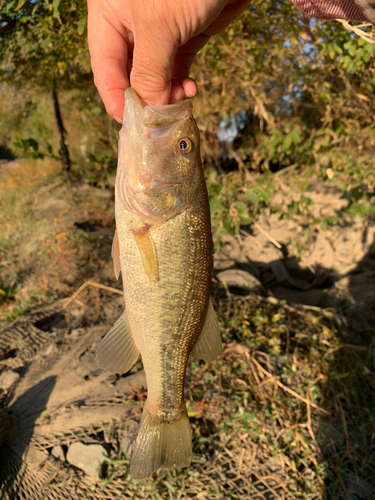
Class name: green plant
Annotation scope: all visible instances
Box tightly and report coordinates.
[13,136,44,160]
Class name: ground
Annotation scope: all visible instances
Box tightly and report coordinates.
[0,158,374,499]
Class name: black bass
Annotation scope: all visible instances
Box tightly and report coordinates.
[96,88,221,479]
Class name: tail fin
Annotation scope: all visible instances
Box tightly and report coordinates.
[130,404,192,479]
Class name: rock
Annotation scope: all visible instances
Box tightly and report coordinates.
[120,420,139,455]
[51,445,65,461]
[66,442,108,478]
[216,269,265,296]
[0,369,20,395]
[264,455,284,474]
[0,357,24,370]
[69,328,85,338]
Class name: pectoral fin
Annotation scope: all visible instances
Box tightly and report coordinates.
[191,300,222,362]
[96,312,139,374]
[112,230,121,280]
[132,227,159,282]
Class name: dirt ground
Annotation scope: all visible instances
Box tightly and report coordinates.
[0,159,374,499]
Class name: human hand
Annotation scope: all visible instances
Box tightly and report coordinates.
[87,0,250,120]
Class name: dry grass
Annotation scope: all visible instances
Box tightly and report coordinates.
[92,291,374,498]
[0,158,115,325]
[1,159,374,498]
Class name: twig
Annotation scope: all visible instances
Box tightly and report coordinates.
[251,357,329,416]
[295,430,318,466]
[323,343,367,360]
[63,280,123,310]
[275,423,307,442]
[217,369,222,408]
[227,147,246,172]
[238,448,245,469]
[336,19,375,44]
[337,396,349,444]
[273,163,299,177]
[253,222,282,250]
[306,391,321,454]
[248,444,258,471]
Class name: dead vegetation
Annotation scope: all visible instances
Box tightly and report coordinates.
[0,158,375,499]
[0,287,374,499]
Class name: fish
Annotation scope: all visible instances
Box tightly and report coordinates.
[96,88,222,479]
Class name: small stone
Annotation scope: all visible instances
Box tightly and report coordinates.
[264,455,284,474]
[70,328,85,338]
[66,442,108,478]
[0,369,20,395]
[0,357,24,370]
[51,445,65,461]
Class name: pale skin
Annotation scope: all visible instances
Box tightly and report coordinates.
[87,0,251,121]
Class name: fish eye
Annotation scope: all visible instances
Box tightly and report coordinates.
[177,137,192,154]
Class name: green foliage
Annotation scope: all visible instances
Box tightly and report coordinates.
[2,285,57,323]
[1,0,375,228]
[0,275,15,305]
[0,0,90,89]
[207,170,275,249]
[13,136,44,160]
[192,1,375,185]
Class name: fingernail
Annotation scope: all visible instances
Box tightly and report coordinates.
[186,87,197,98]
[113,116,122,124]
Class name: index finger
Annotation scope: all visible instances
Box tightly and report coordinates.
[87,0,130,120]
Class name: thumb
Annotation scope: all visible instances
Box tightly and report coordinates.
[130,24,178,105]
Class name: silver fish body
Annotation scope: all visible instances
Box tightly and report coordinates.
[96,89,221,479]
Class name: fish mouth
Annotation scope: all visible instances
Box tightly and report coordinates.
[124,88,193,133]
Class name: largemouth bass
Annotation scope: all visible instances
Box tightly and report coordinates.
[96,88,221,479]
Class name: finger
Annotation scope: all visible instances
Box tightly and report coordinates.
[87,0,130,119]
[173,34,209,76]
[204,0,251,36]
[170,77,198,102]
[130,19,178,105]
[169,36,208,102]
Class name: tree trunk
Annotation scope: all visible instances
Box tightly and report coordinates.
[52,87,71,175]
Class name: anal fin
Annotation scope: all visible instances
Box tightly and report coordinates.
[112,229,121,280]
[96,312,139,374]
[191,300,222,362]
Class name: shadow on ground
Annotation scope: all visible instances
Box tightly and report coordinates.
[0,376,56,497]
